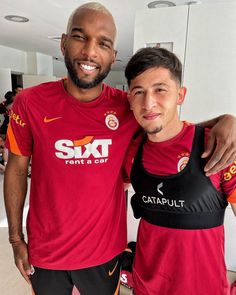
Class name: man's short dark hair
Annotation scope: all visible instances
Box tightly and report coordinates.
[4,91,14,101]
[13,85,23,95]
[125,47,182,87]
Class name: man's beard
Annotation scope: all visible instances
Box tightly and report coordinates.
[145,125,163,134]
[64,53,111,89]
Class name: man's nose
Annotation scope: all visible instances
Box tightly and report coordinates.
[143,93,157,110]
[81,40,98,58]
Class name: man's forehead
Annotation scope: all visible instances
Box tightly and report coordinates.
[133,67,172,81]
[72,8,112,25]
[69,9,115,32]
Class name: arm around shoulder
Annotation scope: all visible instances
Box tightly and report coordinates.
[199,114,236,175]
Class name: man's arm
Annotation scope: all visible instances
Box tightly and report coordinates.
[4,152,32,284]
[198,114,236,175]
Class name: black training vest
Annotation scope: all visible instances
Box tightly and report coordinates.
[130,126,228,229]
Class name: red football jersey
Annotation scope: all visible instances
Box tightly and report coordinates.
[6,80,138,270]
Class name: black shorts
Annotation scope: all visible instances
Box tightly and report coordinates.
[30,255,120,295]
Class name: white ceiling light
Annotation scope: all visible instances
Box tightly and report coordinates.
[4,15,29,23]
[147,1,176,8]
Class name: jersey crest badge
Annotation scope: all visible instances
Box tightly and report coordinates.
[104,111,119,131]
[177,156,189,172]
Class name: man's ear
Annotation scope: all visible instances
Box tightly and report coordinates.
[177,86,187,105]
[61,33,67,56]
[111,50,117,65]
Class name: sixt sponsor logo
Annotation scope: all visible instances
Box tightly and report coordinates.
[55,136,112,165]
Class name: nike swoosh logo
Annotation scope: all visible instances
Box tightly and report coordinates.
[108,261,119,276]
[44,116,62,123]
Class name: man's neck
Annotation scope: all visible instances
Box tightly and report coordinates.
[148,119,184,143]
[64,78,103,102]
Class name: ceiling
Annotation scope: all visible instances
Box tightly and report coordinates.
[0,0,232,71]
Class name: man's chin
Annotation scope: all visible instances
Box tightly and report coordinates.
[68,67,110,90]
[145,126,163,134]
[72,77,99,89]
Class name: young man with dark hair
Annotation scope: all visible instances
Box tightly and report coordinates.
[13,85,23,96]
[124,47,236,295]
[0,91,15,134]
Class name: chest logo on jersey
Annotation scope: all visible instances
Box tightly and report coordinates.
[177,154,189,172]
[104,111,119,131]
[55,136,112,165]
[142,182,185,208]
[157,182,163,195]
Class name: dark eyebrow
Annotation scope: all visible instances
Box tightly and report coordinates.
[130,83,168,92]
[100,36,113,46]
[130,86,143,92]
[153,83,168,87]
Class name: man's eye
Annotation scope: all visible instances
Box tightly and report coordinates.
[134,90,143,96]
[72,35,85,40]
[100,42,111,49]
[156,88,166,93]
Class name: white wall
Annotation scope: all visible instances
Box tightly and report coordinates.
[181,3,236,121]
[0,68,12,101]
[26,51,38,75]
[0,45,59,93]
[134,6,188,65]
[127,188,139,242]
[225,206,236,271]
[0,45,26,73]
[36,53,53,76]
[53,59,67,78]
[26,52,54,76]
[104,70,127,88]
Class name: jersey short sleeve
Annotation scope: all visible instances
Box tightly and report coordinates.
[221,160,236,203]
[6,93,33,156]
[204,129,236,203]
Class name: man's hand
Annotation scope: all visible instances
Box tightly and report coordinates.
[202,114,236,175]
[11,240,33,285]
